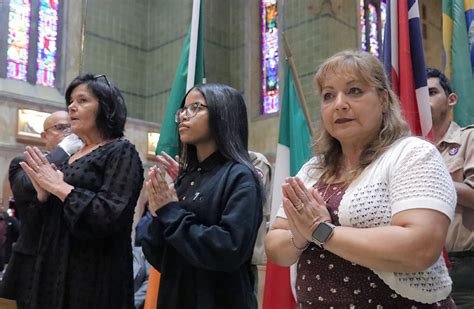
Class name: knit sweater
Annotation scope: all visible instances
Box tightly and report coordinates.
[277,136,456,304]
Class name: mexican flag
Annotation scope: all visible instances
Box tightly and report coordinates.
[155,0,205,157]
[262,60,312,309]
[146,1,204,308]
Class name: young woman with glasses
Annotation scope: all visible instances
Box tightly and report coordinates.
[139,83,263,309]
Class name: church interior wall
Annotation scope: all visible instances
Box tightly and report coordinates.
[0,0,444,210]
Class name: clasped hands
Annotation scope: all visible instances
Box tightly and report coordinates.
[282,177,332,247]
[19,146,66,202]
[145,165,178,216]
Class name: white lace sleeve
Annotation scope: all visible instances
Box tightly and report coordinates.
[390,139,456,220]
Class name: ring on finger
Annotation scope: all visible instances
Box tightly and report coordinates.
[295,203,305,211]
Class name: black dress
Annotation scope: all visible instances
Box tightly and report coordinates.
[0,139,144,309]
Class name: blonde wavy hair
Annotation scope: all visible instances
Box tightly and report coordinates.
[312,50,410,182]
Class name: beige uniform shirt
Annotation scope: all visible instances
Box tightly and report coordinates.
[249,151,272,265]
[437,122,474,252]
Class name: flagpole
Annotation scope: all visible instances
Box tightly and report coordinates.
[281,33,314,137]
[187,0,201,91]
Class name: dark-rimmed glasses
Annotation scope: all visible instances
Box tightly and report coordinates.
[174,102,208,124]
[93,74,111,87]
[44,123,71,133]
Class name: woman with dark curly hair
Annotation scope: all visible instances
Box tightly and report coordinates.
[0,74,144,308]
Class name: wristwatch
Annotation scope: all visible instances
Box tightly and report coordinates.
[311,222,336,248]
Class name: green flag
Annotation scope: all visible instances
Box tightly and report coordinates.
[269,60,312,223]
[442,0,474,126]
[156,0,204,157]
[263,60,312,309]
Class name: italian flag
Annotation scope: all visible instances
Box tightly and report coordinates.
[262,60,312,309]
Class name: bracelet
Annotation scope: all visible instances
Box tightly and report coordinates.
[290,234,310,251]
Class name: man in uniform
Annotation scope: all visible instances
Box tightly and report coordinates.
[427,67,474,308]
[248,151,272,299]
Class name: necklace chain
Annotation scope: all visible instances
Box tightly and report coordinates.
[320,182,346,203]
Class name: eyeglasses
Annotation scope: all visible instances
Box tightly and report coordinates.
[93,74,111,87]
[174,102,208,124]
[44,123,71,133]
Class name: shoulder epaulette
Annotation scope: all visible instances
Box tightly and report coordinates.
[461,124,474,131]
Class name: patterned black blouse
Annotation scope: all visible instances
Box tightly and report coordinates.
[1,139,143,309]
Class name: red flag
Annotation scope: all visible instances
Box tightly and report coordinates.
[262,261,295,309]
[383,0,432,138]
[383,0,453,267]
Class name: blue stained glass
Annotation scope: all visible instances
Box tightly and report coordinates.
[36,0,59,87]
[360,0,367,52]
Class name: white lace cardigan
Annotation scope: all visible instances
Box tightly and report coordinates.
[277,136,456,304]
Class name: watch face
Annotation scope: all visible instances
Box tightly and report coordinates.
[312,222,334,243]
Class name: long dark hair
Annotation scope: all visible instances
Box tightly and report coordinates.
[65,73,127,139]
[178,83,262,195]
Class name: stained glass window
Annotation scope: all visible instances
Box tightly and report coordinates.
[4,0,61,87]
[36,0,60,87]
[6,0,32,81]
[360,0,387,58]
[261,0,279,114]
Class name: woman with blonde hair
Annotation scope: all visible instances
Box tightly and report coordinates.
[265,50,456,308]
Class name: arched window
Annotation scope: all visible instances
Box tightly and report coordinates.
[2,0,61,87]
[261,0,279,115]
[360,0,387,58]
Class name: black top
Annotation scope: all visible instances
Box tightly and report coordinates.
[141,152,262,309]
[0,139,144,309]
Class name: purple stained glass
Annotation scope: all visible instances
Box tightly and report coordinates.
[369,3,378,56]
[36,0,59,87]
[360,0,367,52]
[381,1,386,42]
[6,0,32,81]
[262,0,279,114]
[360,0,387,57]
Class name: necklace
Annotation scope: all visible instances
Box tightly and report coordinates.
[319,182,346,203]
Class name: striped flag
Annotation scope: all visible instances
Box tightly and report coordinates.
[442,0,474,127]
[262,60,312,309]
[383,0,454,267]
[382,0,432,138]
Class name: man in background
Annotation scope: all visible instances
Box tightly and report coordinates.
[0,110,83,303]
[8,110,82,221]
[427,67,474,308]
[248,151,272,297]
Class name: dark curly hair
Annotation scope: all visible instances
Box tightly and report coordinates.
[65,73,127,139]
